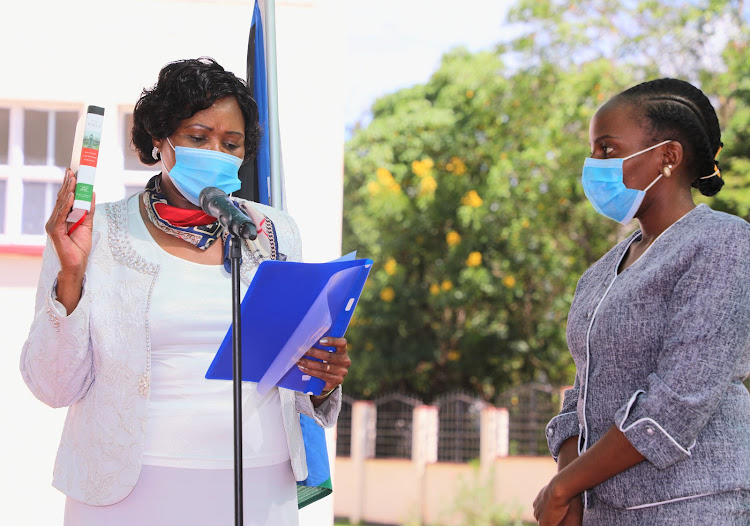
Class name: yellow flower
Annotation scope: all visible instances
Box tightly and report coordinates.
[521,218,530,228]
[380,286,395,302]
[430,283,440,295]
[371,167,401,194]
[447,350,461,361]
[419,174,437,195]
[461,190,483,208]
[447,156,467,175]
[446,230,461,247]
[503,275,516,288]
[441,280,453,291]
[384,257,397,276]
[376,167,394,185]
[411,158,434,178]
[466,89,474,99]
[499,152,508,161]
[466,251,482,267]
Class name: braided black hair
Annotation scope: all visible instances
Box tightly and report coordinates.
[615,78,723,196]
[131,57,262,165]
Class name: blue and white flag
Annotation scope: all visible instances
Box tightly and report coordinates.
[239,0,271,205]
[244,0,332,508]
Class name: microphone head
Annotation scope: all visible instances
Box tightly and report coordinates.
[198,186,258,240]
[199,186,225,208]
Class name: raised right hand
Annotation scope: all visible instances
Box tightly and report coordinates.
[45,168,96,312]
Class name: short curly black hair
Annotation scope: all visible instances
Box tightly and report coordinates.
[614,78,724,196]
[131,57,262,165]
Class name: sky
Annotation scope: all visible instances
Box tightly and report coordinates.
[343,0,515,129]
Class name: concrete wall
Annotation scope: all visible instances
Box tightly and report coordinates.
[333,456,557,525]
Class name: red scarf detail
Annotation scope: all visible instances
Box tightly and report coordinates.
[153,203,217,227]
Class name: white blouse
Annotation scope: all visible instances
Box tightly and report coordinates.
[127,195,289,469]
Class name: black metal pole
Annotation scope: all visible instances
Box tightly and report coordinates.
[230,235,244,526]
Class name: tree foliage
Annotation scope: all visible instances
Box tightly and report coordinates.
[341,0,750,401]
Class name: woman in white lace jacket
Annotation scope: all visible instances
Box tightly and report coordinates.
[20,57,350,526]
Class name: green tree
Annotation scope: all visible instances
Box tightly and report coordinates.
[342,0,750,401]
[343,52,633,400]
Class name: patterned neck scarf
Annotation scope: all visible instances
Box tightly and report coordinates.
[143,175,224,250]
[142,175,281,266]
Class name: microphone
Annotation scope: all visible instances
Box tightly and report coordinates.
[199,187,257,240]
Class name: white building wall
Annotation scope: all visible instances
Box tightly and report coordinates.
[0,1,344,524]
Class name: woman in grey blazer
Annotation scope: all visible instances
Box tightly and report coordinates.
[533,78,750,525]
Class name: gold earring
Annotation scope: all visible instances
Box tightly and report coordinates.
[662,165,672,177]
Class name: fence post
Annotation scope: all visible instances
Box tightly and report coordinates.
[480,406,499,473]
[350,401,376,525]
[413,405,438,525]
[412,405,438,467]
[497,407,509,458]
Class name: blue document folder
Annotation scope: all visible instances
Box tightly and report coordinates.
[205,256,373,395]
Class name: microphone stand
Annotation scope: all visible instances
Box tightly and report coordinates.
[229,234,244,526]
[199,187,257,526]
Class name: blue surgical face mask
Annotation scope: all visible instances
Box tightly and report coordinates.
[581,140,672,225]
[161,137,243,206]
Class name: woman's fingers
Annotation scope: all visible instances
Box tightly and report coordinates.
[297,337,351,391]
[45,169,94,274]
[47,170,74,237]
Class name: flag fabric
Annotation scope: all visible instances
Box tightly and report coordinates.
[238,0,271,205]
[296,414,334,508]
[243,0,333,509]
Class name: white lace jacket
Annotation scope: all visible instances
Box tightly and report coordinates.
[20,196,341,506]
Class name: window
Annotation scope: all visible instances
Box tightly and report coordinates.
[123,112,151,171]
[0,179,6,234]
[1,105,154,247]
[23,109,78,167]
[22,181,60,234]
[0,105,81,244]
[0,108,9,165]
[121,111,155,202]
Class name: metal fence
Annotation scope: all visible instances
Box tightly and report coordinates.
[335,383,560,460]
[497,382,561,456]
[335,394,355,458]
[434,392,486,462]
[373,393,423,459]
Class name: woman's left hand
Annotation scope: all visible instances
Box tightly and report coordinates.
[533,481,572,526]
[297,337,350,405]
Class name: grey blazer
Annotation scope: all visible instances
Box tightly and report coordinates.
[546,204,750,509]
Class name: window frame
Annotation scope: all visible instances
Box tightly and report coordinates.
[0,103,82,246]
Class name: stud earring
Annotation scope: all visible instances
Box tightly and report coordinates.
[662,165,672,178]
[152,147,159,161]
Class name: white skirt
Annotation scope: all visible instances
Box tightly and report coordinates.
[63,462,299,526]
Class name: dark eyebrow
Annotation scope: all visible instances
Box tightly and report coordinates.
[593,134,617,143]
[185,123,244,138]
[589,134,617,149]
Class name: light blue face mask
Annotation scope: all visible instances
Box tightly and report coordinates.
[581,140,672,225]
[161,137,243,206]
